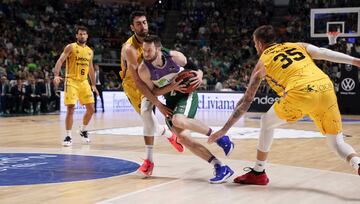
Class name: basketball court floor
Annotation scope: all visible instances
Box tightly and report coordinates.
[1,110,360,204]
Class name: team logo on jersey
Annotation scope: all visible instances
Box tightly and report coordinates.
[341,78,355,92]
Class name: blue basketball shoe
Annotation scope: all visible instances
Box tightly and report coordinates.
[216,135,234,156]
[209,164,234,184]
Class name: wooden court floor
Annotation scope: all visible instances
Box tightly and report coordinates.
[0,111,359,204]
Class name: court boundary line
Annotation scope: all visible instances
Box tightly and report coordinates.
[97,179,182,204]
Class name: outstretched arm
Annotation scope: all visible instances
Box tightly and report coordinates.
[208,61,265,143]
[301,43,360,67]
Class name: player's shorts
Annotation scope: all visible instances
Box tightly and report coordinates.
[122,78,143,114]
[165,91,198,128]
[64,78,94,105]
[274,78,342,135]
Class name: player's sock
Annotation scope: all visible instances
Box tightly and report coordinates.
[66,130,72,137]
[350,156,360,170]
[161,127,172,139]
[206,128,213,137]
[208,155,222,167]
[146,145,154,162]
[253,159,267,172]
[80,125,87,132]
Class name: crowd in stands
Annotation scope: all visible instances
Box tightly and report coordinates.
[0,0,164,114]
[172,0,274,92]
[0,0,359,115]
[172,0,360,92]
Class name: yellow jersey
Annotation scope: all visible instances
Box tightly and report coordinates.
[260,42,329,96]
[120,35,143,82]
[65,42,93,81]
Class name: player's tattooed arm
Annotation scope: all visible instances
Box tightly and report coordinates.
[222,66,263,131]
[207,61,265,143]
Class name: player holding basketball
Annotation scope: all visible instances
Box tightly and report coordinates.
[120,11,185,176]
[208,25,360,185]
[54,25,99,146]
[138,35,234,183]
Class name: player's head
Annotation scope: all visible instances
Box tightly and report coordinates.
[75,25,89,44]
[143,35,162,63]
[129,11,148,38]
[253,25,276,55]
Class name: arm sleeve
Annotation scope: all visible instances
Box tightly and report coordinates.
[306,44,354,65]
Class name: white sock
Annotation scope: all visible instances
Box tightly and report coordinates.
[253,160,267,172]
[161,127,172,139]
[80,125,87,131]
[350,156,360,170]
[209,156,222,167]
[146,145,154,162]
[66,130,72,137]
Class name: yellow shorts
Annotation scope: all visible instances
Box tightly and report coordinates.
[122,78,143,114]
[64,78,94,105]
[274,78,342,135]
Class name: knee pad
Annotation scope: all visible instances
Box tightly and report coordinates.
[140,98,158,136]
[326,133,356,159]
[257,105,286,152]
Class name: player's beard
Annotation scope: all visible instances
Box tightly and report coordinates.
[77,39,87,45]
[144,52,158,63]
[135,29,148,38]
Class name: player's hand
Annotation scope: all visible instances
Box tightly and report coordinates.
[53,76,63,86]
[171,79,187,93]
[208,128,227,144]
[155,102,173,118]
[189,70,203,88]
[92,85,99,96]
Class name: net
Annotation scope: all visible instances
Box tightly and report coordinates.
[327,31,340,45]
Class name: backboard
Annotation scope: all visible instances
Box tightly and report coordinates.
[310,7,360,38]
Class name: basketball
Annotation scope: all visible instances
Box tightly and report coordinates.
[175,70,197,93]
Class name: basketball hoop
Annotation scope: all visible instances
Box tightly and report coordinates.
[327,31,340,45]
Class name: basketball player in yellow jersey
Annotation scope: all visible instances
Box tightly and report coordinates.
[209,25,360,185]
[54,26,99,147]
[120,11,184,176]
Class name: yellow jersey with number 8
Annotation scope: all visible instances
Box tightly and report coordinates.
[259,42,329,96]
[66,42,93,81]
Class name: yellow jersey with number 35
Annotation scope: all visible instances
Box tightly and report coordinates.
[66,42,93,81]
[259,42,329,96]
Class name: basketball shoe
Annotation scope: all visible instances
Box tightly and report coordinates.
[138,159,154,177]
[62,136,72,147]
[216,135,234,156]
[233,167,269,185]
[80,130,90,144]
[166,132,184,153]
[209,164,234,184]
